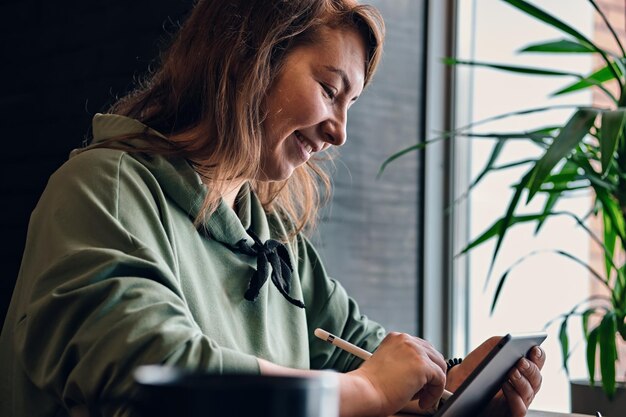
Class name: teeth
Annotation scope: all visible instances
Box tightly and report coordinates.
[296,132,314,154]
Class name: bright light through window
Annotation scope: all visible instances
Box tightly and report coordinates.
[457,0,596,412]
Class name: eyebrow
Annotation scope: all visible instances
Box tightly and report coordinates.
[323,65,357,98]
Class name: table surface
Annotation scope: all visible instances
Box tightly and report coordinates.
[393,410,593,417]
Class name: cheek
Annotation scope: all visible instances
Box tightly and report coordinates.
[288,94,327,128]
[264,85,327,141]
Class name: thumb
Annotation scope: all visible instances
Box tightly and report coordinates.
[414,376,445,410]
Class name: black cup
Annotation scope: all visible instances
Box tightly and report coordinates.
[132,365,339,417]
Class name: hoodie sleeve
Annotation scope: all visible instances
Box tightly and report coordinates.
[296,235,387,373]
[12,149,259,415]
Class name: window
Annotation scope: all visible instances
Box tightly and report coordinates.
[453,0,613,412]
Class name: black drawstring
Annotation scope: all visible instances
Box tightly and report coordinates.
[228,229,305,308]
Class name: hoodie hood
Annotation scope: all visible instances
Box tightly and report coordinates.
[85,113,267,248]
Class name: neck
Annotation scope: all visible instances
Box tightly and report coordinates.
[221,180,246,210]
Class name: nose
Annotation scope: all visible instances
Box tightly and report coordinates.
[321,108,348,147]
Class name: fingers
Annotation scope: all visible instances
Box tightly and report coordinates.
[502,380,528,417]
[520,347,544,394]
[414,374,446,410]
[502,366,533,417]
[410,335,448,374]
[384,333,447,406]
[529,346,546,370]
[509,359,535,402]
[358,332,448,414]
[387,333,447,409]
[473,341,545,417]
[502,350,544,416]
[381,332,448,377]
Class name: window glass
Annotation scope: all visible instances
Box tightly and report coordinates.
[458,0,595,411]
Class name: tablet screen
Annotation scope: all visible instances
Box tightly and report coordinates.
[435,332,547,417]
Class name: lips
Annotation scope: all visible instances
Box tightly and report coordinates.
[295,130,319,155]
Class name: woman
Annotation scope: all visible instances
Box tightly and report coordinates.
[0,1,544,416]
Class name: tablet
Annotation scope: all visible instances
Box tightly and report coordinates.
[435,332,547,417]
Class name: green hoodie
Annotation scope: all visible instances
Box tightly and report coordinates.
[0,114,386,417]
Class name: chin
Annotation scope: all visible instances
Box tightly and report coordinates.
[257,166,296,182]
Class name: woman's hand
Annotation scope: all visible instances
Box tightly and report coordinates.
[346,332,448,417]
[259,332,446,417]
[446,336,546,417]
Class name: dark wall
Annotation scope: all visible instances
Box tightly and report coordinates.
[0,0,193,322]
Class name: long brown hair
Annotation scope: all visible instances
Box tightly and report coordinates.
[105,0,385,235]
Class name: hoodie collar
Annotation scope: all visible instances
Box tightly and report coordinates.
[89,113,270,247]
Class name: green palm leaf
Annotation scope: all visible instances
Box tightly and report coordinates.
[527,109,598,201]
[555,250,612,290]
[485,169,534,280]
[443,57,582,78]
[519,39,595,54]
[490,248,613,313]
[465,209,618,274]
[503,0,622,88]
[571,153,620,194]
[453,129,554,144]
[503,0,593,46]
[470,141,506,191]
[582,309,593,338]
[618,266,626,308]
[534,160,580,233]
[378,132,451,177]
[599,312,618,397]
[600,110,626,175]
[619,311,626,340]
[594,185,626,242]
[589,0,626,58]
[534,193,560,234]
[379,108,577,177]
[461,213,547,254]
[559,318,570,375]
[552,65,616,98]
[587,326,599,385]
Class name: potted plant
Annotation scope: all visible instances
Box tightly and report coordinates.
[380,0,626,413]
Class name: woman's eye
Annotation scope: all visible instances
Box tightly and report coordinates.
[321,83,337,100]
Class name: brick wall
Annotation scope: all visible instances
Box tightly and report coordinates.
[592,0,625,107]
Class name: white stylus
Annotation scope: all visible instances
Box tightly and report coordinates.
[314,328,453,403]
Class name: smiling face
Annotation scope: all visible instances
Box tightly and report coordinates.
[258,27,367,181]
